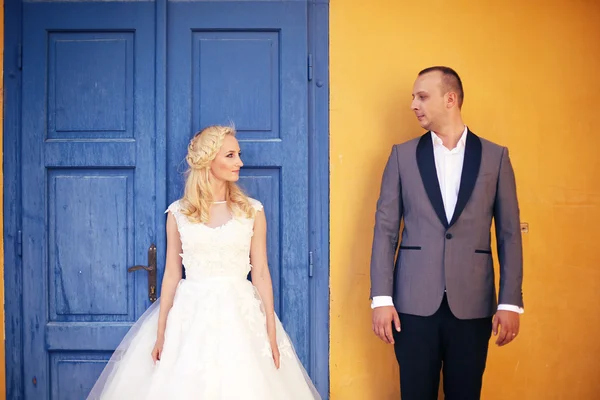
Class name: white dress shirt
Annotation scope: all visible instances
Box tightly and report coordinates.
[372,127,524,314]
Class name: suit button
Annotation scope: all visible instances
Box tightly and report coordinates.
[445,233,453,239]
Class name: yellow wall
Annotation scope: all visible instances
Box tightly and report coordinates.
[330,1,600,399]
[1,0,6,395]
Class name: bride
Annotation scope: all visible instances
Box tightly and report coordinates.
[87,125,321,399]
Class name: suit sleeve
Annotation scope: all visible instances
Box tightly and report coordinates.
[370,145,403,299]
[494,147,524,307]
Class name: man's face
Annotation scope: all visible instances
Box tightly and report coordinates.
[411,71,447,131]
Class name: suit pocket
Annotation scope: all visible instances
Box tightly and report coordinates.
[475,249,492,254]
[399,246,421,250]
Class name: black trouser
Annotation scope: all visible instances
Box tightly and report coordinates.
[393,295,493,400]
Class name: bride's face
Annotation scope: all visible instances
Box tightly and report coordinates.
[209,135,243,182]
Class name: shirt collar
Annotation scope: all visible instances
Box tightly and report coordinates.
[431,126,468,150]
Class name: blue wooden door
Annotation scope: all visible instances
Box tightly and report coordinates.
[16,1,323,399]
[167,0,312,367]
[21,2,158,399]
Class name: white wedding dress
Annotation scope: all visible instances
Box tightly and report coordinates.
[87,199,321,399]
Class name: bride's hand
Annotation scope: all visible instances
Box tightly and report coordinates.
[151,336,165,364]
[270,337,280,369]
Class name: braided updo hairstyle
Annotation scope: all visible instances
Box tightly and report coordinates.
[179,125,256,224]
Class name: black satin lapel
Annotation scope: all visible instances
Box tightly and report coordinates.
[449,130,482,227]
[416,132,448,228]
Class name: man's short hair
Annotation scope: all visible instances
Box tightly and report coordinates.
[419,66,464,108]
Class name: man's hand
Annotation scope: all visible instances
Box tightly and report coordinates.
[372,306,401,344]
[493,310,520,346]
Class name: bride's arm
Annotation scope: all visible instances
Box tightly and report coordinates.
[156,212,183,339]
[249,210,277,341]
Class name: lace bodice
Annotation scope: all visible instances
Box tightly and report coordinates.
[165,199,263,281]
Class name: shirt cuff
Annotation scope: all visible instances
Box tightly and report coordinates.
[497,304,524,314]
[371,296,394,309]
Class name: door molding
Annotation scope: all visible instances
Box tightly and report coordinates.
[307,0,330,397]
[4,0,25,397]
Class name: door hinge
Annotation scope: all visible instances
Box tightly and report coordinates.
[307,54,313,81]
[17,230,22,257]
[308,251,314,277]
[18,44,23,70]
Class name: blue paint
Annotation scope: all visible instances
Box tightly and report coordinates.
[51,352,111,400]
[308,2,330,397]
[238,169,283,310]
[49,170,133,319]
[155,0,168,296]
[20,3,157,399]
[4,1,330,399]
[49,34,131,135]
[3,0,24,397]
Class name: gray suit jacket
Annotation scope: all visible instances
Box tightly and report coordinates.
[370,130,523,319]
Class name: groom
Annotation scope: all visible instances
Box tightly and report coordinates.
[370,66,524,400]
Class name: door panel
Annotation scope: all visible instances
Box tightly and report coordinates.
[167,0,311,364]
[21,3,157,398]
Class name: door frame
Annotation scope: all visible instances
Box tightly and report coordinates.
[2,0,330,398]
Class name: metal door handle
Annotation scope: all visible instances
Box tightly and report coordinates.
[128,244,157,303]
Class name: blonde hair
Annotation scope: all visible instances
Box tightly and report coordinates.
[180,125,256,223]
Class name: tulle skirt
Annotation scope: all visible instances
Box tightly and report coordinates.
[87,277,321,399]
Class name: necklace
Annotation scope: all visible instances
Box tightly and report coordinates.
[212,200,227,204]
